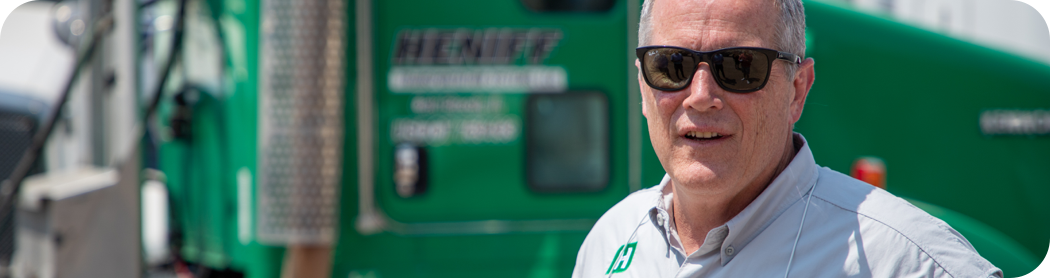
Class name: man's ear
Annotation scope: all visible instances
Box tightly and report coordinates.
[636,59,648,118]
[790,57,815,124]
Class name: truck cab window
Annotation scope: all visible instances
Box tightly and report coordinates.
[526,92,609,192]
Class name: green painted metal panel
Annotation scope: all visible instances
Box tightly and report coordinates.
[217,0,289,276]
[370,0,633,223]
[335,0,636,277]
[155,0,287,276]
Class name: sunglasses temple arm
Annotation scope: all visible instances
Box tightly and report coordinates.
[777,52,802,64]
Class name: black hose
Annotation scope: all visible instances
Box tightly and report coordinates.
[139,0,192,271]
[145,0,189,126]
[0,0,189,248]
[138,0,162,8]
[0,14,113,212]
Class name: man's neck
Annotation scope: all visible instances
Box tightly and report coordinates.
[671,135,801,255]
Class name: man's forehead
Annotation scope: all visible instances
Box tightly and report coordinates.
[650,0,778,50]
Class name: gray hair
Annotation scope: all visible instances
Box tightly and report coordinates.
[638,0,806,77]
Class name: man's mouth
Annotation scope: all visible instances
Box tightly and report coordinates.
[685,131,725,140]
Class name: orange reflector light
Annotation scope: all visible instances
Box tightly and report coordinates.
[850,157,886,189]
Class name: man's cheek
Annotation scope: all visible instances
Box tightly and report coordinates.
[655,97,682,119]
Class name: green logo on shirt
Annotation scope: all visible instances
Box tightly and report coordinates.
[605,242,637,274]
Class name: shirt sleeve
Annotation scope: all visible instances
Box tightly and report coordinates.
[572,229,598,278]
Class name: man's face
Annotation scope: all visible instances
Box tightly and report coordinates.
[640,0,812,195]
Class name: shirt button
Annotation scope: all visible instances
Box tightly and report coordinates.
[725,246,735,256]
[656,213,665,224]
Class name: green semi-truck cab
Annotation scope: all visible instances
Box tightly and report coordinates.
[148,0,1049,277]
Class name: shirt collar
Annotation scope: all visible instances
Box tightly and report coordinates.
[650,133,820,265]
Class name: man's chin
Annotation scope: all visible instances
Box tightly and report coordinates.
[668,165,728,191]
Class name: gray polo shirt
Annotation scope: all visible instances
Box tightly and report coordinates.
[572,134,1001,277]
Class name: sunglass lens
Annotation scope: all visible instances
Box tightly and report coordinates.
[712,49,770,91]
[643,48,697,90]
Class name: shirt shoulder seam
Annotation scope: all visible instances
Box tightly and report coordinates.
[812,195,956,278]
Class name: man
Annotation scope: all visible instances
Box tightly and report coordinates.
[572,0,1002,277]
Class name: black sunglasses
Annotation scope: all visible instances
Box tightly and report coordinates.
[636,46,802,93]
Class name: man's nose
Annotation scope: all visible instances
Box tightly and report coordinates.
[681,63,724,112]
